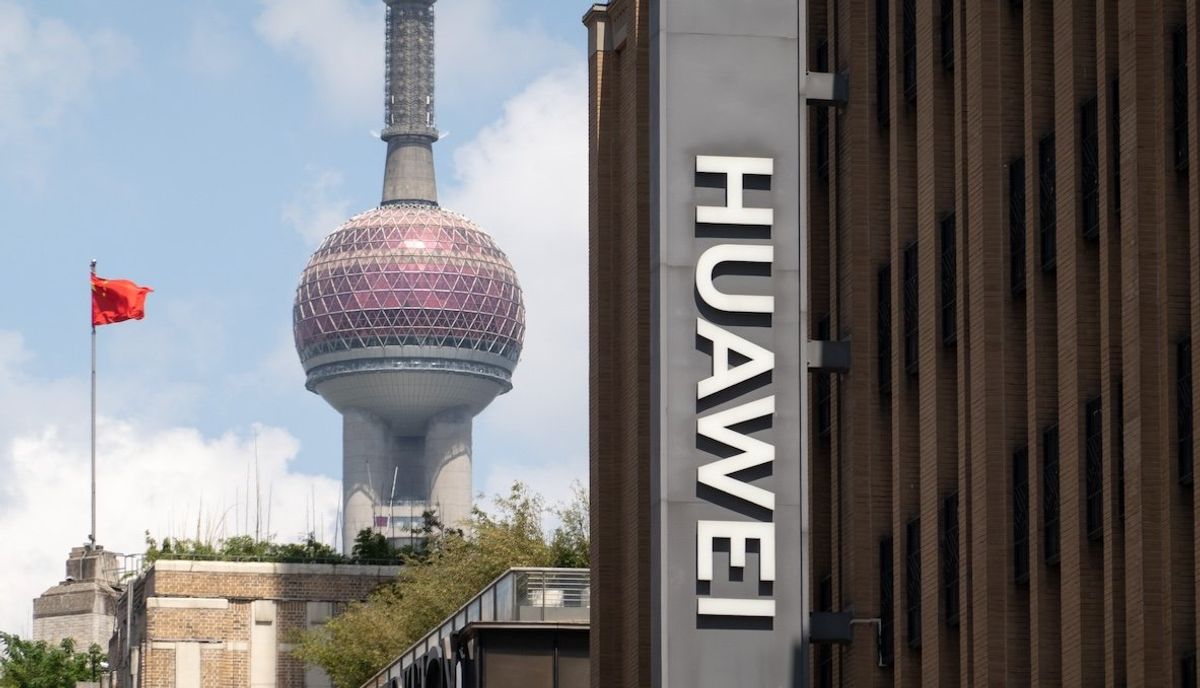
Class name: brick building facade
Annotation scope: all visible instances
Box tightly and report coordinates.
[585,0,1200,686]
[108,560,401,687]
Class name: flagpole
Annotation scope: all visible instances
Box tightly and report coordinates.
[90,259,97,548]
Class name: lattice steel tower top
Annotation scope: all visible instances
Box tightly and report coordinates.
[292,0,525,552]
[381,0,440,204]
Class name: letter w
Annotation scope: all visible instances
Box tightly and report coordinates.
[696,396,775,511]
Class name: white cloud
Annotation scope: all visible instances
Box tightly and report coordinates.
[0,331,340,637]
[253,0,573,126]
[441,65,589,497]
[253,0,380,123]
[283,167,353,244]
[0,1,134,181]
[435,0,575,112]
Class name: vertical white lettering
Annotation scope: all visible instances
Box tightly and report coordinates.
[696,318,775,398]
[695,244,775,314]
[695,156,775,226]
[696,396,776,511]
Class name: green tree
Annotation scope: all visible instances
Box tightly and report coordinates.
[0,633,105,688]
[294,482,588,688]
[549,481,590,568]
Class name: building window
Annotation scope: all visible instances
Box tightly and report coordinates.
[941,214,957,347]
[1013,446,1030,584]
[876,0,890,128]
[903,243,919,377]
[902,0,917,103]
[1081,98,1100,241]
[817,575,834,688]
[1173,28,1189,172]
[1182,652,1198,688]
[939,0,954,71]
[879,537,894,665]
[815,41,830,183]
[1043,425,1061,566]
[879,265,892,396]
[1038,133,1057,272]
[905,518,921,648]
[1010,158,1026,295]
[1111,79,1122,221]
[1179,338,1193,485]
[1116,379,1125,524]
[815,315,832,438]
[941,493,959,626]
[1085,397,1103,541]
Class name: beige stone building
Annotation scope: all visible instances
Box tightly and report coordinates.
[108,559,401,687]
[33,546,122,652]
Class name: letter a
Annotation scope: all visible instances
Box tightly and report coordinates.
[696,318,774,399]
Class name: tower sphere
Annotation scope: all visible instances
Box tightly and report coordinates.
[293,203,525,433]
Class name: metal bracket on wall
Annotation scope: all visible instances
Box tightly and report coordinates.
[806,340,851,373]
[809,612,886,668]
[803,71,849,106]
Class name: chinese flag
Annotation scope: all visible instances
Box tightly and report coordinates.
[91,274,153,326]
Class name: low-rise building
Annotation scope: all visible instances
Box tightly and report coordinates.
[108,559,402,687]
[32,545,122,651]
[361,568,590,688]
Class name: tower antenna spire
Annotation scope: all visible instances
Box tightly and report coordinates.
[381,0,439,206]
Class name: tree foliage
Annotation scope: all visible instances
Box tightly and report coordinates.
[0,633,105,688]
[293,482,589,688]
[144,532,344,565]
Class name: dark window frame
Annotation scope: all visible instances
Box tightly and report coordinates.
[1179,338,1193,486]
[1111,79,1122,221]
[902,0,917,104]
[879,266,892,396]
[1013,446,1030,584]
[876,0,890,128]
[1038,133,1057,273]
[815,41,830,183]
[815,315,832,438]
[1116,379,1125,524]
[1043,425,1061,566]
[905,518,921,648]
[1081,98,1100,240]
[1009,158,1027,295]
[1172,27,1189,172]
[939,0,954,72]
[817,575,834,688]
[941,493,959,625]
[903,243,919,377]
[1182,651,1197,688]
[1085,397,1103,541]
[879,537,894,666]
[941,214,957,347]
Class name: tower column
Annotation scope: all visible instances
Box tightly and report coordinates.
[425,408,473,531]
[383,137,438,204]
[342,409,389,551]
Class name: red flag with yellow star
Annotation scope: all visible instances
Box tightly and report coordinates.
[91,274,153,326]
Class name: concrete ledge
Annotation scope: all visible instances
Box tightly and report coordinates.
[147,597,229,610]
[152,560,403,577]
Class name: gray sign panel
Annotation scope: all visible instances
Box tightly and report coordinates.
[649,1,809,687]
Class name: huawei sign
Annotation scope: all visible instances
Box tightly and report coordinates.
[692,155,778,619]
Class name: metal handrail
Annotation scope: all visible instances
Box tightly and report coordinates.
[361,567,590,687]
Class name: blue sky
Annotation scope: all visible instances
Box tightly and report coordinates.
[0,0,588,634]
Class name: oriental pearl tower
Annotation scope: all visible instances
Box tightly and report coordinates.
[293,0,524,553]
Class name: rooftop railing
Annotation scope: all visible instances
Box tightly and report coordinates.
[365,567,589,685]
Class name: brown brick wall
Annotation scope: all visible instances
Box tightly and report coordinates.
[585,3,652,688]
